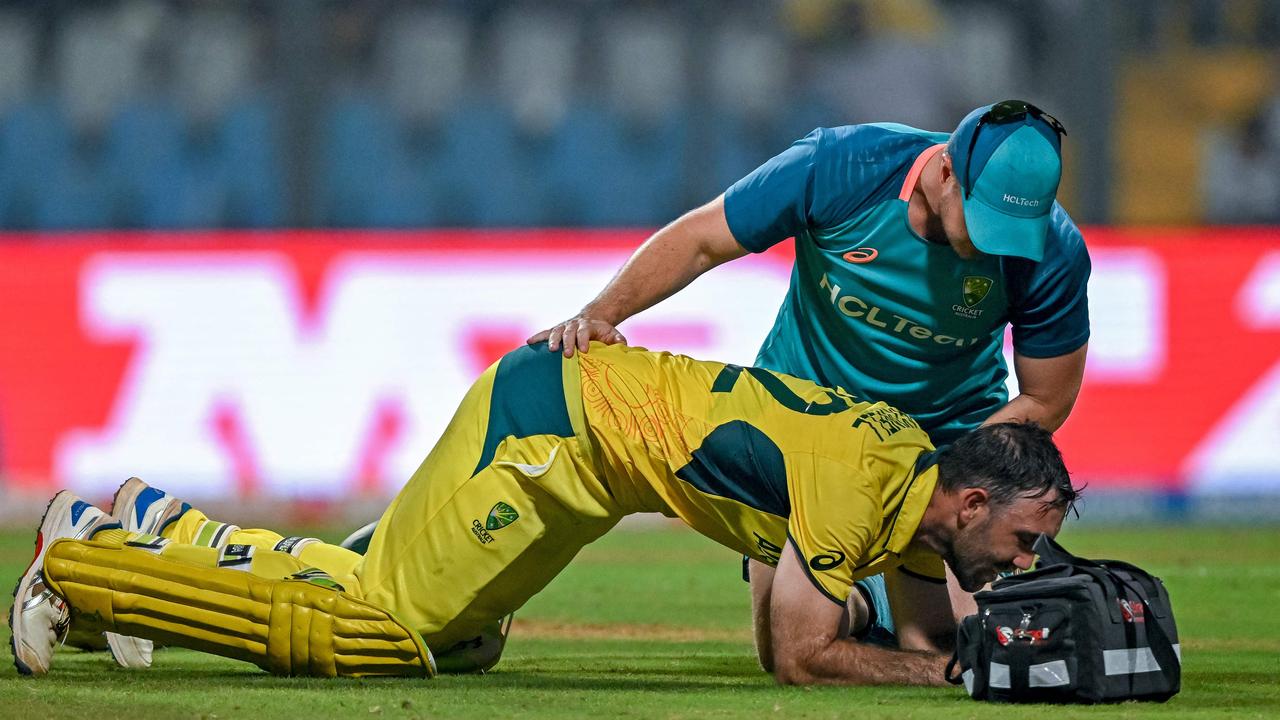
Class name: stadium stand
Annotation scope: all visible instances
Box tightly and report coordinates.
[0,11,38,228]
[321,6,472,227]
[0,0,1277,229]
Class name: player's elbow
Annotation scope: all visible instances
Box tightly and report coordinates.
[1047,396,1078,431]
[1021,381,1083,432]
[772,658,810,686]
[770,646,819,685]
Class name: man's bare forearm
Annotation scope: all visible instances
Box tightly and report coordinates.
[582,202,746,325]
[749,560,776,673]
[530,197,746,355]
[774,636,950,686]
[583,229,723,324]
[985,345,1088,431]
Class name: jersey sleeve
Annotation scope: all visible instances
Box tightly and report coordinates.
[785,453,880,605]
[722,129,824,253]
[723,125,913,254]
[1009,205,1092,358]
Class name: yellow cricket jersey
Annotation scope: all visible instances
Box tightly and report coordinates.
[567,342,946,605]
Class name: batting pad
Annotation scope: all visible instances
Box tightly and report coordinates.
[42,538,436,678]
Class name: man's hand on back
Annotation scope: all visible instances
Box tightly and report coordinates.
[527,316,627,358]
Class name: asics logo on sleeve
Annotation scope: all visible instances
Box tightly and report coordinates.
[809,551,846,571]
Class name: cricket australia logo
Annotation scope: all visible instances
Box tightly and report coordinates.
[953,276,993,319]
[472,501,519,545]
[486,501,520,531]
[962,276,993,307]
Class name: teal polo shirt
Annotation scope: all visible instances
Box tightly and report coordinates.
[724,123,1090,444]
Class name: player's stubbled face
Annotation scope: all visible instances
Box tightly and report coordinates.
[944,492,1067,592]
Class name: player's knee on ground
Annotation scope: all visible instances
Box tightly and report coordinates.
[432,615,512,674]
[339,520,507,673]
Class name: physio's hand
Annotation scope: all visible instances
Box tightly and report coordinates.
[527,317,627,357]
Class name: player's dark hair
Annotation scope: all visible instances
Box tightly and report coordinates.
[936,421,1079,515]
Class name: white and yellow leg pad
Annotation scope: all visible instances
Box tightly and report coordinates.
[41,538,436,678]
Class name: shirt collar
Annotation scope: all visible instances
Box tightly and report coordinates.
[885,449,941,555]
[898,143,947,201]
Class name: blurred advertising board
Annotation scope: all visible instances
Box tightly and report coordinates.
[0,229,1276,500]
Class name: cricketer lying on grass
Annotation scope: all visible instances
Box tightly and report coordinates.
[11,342,1079,685]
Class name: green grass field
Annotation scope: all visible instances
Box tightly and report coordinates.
[2,523,1277,719]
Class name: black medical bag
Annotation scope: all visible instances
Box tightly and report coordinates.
[946,534,1180,703]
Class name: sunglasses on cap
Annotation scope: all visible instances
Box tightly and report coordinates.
[963,100,1067,198]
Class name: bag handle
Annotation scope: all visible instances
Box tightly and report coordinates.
[1033,534,1170,623]
[1030,534,1124,622]
[1033,533,1097,568]
[945,653,964,686]
[1099,561,1170,618]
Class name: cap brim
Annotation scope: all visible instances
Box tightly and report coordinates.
[962,194,1049,262]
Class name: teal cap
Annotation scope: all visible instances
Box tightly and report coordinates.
[947,102,1064,262]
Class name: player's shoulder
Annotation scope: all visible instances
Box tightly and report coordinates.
[1005,202,1090,282]
[787,124,947,227]
[802,400,934,465]
[1045,202,1088,259]
[811,123,949,166]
